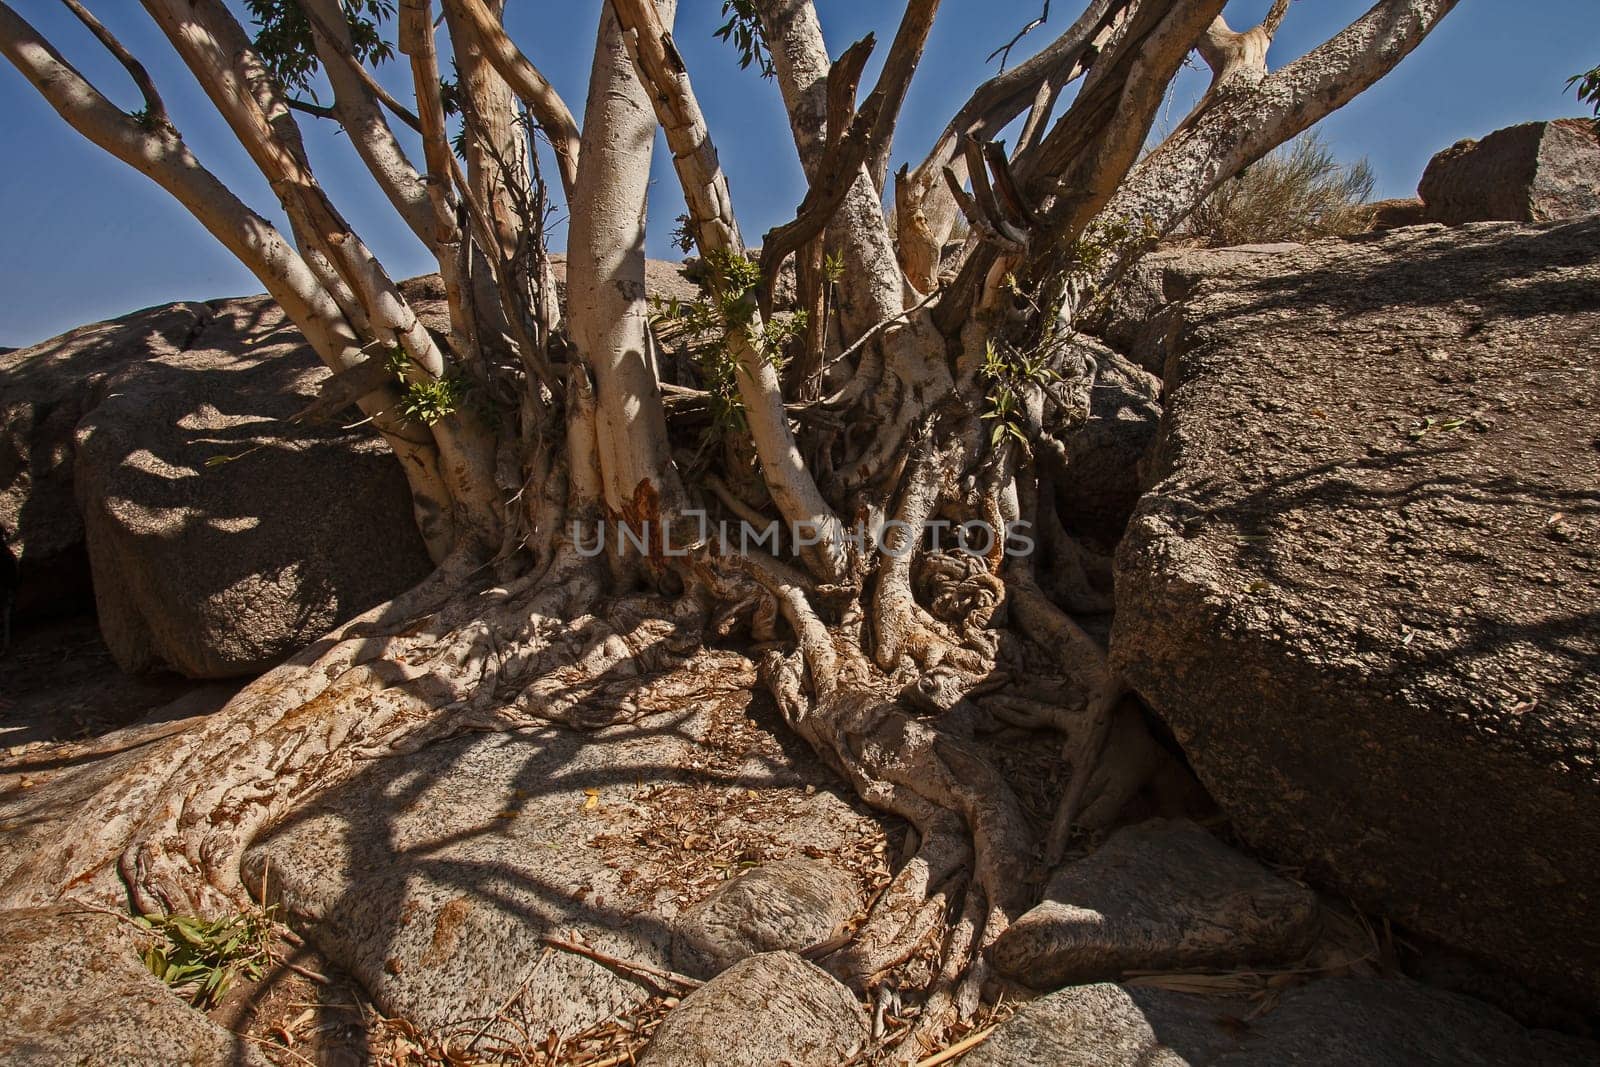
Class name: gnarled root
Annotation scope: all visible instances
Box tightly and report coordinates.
[0,548,754,918]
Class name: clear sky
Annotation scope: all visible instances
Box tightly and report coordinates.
[1,1,1594,347]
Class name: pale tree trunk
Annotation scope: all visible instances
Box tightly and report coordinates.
[566,0,685,529]
[141,0,507,555]
[615,0,853,581]
[1100,0,1461,249]
[756,0,905,338]
[302,0,442,251]
[441,0,528,275]
[443,0,582,199]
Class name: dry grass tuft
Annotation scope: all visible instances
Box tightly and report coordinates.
[1186,132,1375,247]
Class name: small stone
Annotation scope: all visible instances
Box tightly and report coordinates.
[961,982,1231,1066]
[988,819,1319,988]
[638,952,866,1067]
[671,858,859,978]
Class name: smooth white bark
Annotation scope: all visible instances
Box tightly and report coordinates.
[566,1,685,525]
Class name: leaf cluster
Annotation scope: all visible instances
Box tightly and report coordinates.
[651,250,805,435]
[1070,214,1158,278]
[1570,64,1600,123]
[388,348,467,426]
[979,339,1057,449]
[715,1,775,78]
[137,908,277,1008]
[245,0,396,97]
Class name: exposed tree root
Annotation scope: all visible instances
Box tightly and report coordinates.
[1,484,1159,1060]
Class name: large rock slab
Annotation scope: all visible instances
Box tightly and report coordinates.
[74,292,433,678]
[989,819,1319,988]
[639,951,867,1066]
[1418,119,1600,225]
[1111,219,1600,1008]
[670,857,860,978]
[0,302,208,614]
[243,688,886,1044]
[964,978,1595,1066]
[0,906,269,1065]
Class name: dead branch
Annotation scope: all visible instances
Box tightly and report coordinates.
[540,935,705,991]
[988,0,1051,69]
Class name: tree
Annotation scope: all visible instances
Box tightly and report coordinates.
[0,0,1458,1048]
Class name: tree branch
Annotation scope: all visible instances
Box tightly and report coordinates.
[0,0,464,558]
[56,0,167,127]
[757,34,876,313]
[442,0,581,199]
[754,0,908,341]
[285,97,338,121]
[864,0,942,192]
[896,0,1128,290]
[936,0,1225,329]
[1107,0,1461,252]
[987,0,1050,70]
[298,0,422,131]
[302,0,442,251]
[141,0,506,552]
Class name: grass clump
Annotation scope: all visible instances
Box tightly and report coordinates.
[1187,132,1375,247]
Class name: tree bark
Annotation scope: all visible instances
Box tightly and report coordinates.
[566,0,686,530]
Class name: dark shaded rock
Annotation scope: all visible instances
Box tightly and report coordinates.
[0,302,208,616]
[964,978,1595,1066]
[1111,219,1600,1008]
[1418,119,1600,225]
[1093,244,1301,376]
[638,952,867,1067]
[1,262,697,679]
[671,858,860,979]
[1369,196,1429,229]
[989,819,1319,988]
[964,982,1233,1066]
[1056,341,1163,547]
[74,294,433,678]
[0,906,269,1065]
[244,691,887,1043]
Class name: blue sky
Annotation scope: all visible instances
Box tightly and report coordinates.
[1,0,1594,346]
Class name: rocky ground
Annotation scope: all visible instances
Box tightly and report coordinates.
[3,127,1599,1064]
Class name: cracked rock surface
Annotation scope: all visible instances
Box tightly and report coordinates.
[1110,218,1600,1008]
